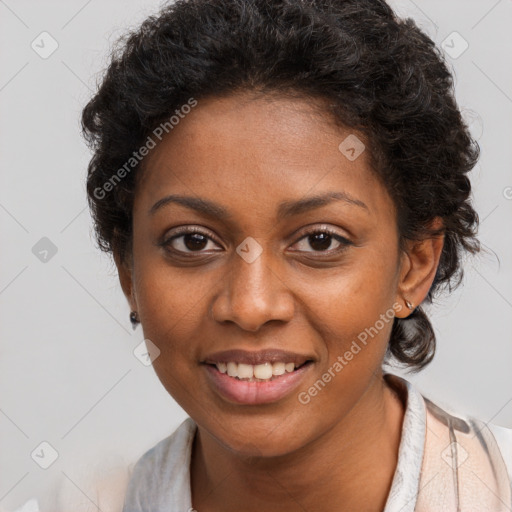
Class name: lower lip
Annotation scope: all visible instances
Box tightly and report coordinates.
[203,362,313,405]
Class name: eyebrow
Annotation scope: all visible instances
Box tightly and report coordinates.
[148,191,368,220]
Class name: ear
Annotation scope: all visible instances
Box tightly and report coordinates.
[395,217,444,318]
[114,251,138,313]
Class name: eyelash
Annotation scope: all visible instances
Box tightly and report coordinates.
[160,225,353,257]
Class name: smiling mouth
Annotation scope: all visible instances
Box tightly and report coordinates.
[206,360,313,383]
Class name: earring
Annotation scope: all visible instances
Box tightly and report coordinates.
[405,299,414,310]
[130,311,140,330]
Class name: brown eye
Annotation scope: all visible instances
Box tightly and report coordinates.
[292,228,353,254]
[176,232,209,251]
[161,227,222,254]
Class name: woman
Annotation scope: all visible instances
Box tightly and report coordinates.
[81,0,512,510]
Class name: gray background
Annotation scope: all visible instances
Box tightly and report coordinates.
[1,0,511,509]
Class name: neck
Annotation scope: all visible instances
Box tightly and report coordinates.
[191,371,406,512]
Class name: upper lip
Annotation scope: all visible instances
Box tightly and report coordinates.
[202,349,314,367]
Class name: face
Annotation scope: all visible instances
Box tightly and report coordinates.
[119,91,426,458]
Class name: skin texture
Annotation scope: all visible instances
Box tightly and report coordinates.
[117,91,444,511]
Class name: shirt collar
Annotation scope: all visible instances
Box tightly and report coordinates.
[383,373,427,512]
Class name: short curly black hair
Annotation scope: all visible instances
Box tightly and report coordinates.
[82,0,480,372]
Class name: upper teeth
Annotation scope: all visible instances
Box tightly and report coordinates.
[216,361,297,380]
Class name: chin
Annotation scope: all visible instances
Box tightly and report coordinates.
[204,413,314,459]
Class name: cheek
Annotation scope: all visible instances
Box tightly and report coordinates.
[294,280,397,420]
[135,270,206,409]
[131,255,210,386]
[299,249,399,363]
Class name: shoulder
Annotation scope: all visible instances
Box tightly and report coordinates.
[127,416,196,483]
[47,417,196,512]
[49,452,133,512]
[423,395,512,481]
[487,422,512,481]
[418,393,512,509]
[122,417,197,511]
[386,373,512,509]
[397,382,512,511]
[391,373,512,482]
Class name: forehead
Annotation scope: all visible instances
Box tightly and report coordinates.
[134,92,395,223]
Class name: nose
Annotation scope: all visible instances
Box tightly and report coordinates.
[210,247,295,332]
